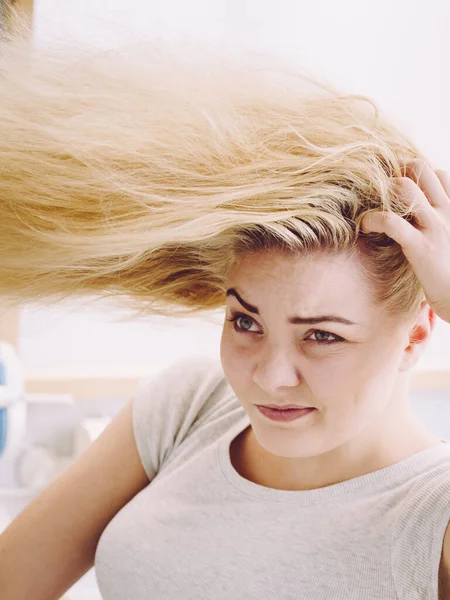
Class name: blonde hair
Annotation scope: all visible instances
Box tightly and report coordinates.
[0,18,427,323]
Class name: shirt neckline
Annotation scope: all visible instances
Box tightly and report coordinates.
[217,408,450,505]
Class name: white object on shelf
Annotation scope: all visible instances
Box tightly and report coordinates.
[16,445,58,488]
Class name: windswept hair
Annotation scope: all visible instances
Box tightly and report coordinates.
[0,17,427,322]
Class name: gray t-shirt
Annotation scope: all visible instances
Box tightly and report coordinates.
[94,355,450,599]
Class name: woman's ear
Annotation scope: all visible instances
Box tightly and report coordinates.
[408,302,435,344]
[398,302,435,372]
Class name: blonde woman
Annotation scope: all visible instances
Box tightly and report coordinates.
[1,21,450,600]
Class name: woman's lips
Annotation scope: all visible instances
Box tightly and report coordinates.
[256,405,316,422]
[262,404,312,410]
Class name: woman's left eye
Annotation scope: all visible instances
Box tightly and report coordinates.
[226,312,345,345]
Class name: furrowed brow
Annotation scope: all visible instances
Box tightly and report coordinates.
[226,288,358,326]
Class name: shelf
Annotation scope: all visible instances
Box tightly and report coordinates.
[21,364,450,399]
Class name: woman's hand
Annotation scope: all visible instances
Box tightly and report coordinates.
[360,159,450,324]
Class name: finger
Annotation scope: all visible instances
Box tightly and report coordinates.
[435,169,450,198]
[361,210,423,256]
[401,159,450,210]
[392,177,436,229]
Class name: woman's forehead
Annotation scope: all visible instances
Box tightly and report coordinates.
[226,251,389,326]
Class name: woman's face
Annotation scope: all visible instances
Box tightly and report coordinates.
[220,249,434,460]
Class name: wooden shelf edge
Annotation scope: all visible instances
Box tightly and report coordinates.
[23,368,450,400]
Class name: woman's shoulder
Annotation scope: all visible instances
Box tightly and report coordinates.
[391,443,450,599]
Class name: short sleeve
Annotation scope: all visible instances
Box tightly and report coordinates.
[391,462,450,600]
[131,354,223,481]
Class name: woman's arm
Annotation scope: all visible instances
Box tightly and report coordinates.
[0,401,149,600]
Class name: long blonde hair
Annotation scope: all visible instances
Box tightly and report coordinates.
[0,18,427,323]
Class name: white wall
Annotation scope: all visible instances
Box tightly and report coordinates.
[18,0,450,379]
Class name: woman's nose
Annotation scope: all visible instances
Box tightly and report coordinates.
[252,353,302,393]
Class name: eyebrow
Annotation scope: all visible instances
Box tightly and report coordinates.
[225,288,358,326]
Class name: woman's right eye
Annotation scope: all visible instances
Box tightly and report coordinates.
[226,312,259,334]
